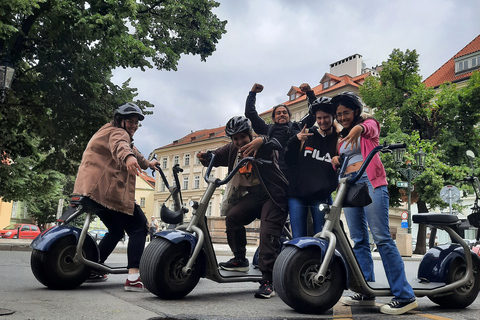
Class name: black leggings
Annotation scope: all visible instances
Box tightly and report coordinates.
[96,204,148,269]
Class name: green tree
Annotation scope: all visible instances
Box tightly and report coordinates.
[360,49,480,253]
[0,0,227,206]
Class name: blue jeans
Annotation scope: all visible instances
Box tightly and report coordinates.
[289,196,332,238]
[343,174,415,302]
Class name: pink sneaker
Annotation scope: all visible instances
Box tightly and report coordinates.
[124,277,144,292]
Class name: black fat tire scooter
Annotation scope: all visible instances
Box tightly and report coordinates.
[140,153,286,299]
[273,143,480,314]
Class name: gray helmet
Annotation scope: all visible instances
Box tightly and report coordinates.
[225,116,252,137]
[309,97,334,116]
[331,91,363,114]
[114,102,145,121]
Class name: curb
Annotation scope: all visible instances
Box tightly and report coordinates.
[0,239,422,260]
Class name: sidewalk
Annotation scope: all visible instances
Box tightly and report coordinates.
[0,238,423,260]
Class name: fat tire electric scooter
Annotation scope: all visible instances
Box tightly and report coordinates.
[272,143,480,314]
[139,152,282,299]
[29,152,179,290]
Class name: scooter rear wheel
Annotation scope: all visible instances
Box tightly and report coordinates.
[30,236,96,289]
[428,256,480,308]
[273,245,345,314]
[140,237,202,299]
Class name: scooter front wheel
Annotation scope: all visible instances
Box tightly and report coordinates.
[428,257,480,308]
[140,237,202,299]
[273,245,344,314]
[30,236,96,289]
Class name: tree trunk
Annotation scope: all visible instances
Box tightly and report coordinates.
[413,199,428,254]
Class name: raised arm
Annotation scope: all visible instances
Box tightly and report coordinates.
[245,83,270,135]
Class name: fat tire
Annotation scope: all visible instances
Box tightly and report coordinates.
[428,257,480,308]
[140,238,202,299]
[273,246,344,314]
[30,236,95,289]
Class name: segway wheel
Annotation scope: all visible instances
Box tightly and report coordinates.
[273,245,345,314]
[30,236,96,289]
[140,237,203,299]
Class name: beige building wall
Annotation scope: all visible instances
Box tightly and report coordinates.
[135,174,155,219]
[152,136,230,220]
[0,198,13,229]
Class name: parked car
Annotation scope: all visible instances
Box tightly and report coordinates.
[89,229,107,242]
[0,224,41,239]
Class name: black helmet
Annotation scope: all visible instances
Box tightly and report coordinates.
[309,97,334,116]
[114,102,145,121]
[331,91,363,114]
[225,116,252,137]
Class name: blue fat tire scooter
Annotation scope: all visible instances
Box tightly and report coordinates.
[30,195,128,290]
[29,152,170,290]
[140,153,282,299]
[272,143,480,314]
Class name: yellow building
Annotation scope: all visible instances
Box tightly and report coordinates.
[0,198,13,229]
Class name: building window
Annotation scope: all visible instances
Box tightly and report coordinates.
[194,175,200,189]
[206,201,213,216]
[323,81,330,89]
[161,182,166,192]
[140,197,146,207]
[464,60,469,70]
[195,155,201,165]
[174,155,179,165]
[183,177,189,190]
[162,157,167,169]
[472,57,478,68]
[184,154,190,166]
[289,93,296,101]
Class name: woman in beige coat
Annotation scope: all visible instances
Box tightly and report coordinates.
[73,102,159,291]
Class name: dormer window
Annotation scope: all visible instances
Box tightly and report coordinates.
[323,81,330,89]
[289,92,296,101]
[455,54,480,74]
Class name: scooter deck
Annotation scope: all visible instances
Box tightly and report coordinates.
[217,264,262,278]
[367,279,446,290]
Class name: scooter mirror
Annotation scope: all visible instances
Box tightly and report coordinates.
[466,150,475,160]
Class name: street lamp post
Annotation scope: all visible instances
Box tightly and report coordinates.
[0,58,15,103]
[395,148,426,234]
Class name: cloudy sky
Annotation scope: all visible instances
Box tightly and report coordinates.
[112,0,480,158]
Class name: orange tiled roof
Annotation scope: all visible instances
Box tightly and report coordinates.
[138,170,155,188]
[423,34,480,88]
[260,73,367,116]
[160,126,227,149]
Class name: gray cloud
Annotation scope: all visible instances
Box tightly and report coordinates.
[113,0,480,157]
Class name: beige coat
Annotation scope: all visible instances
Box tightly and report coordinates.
[73,122,150,215]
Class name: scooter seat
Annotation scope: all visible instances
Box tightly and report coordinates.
[413,213,459,226]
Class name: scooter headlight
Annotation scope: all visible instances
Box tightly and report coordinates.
[319,203,330,213]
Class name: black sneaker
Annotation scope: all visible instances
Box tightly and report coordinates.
[254,280,275,299]
[341,293,376,306]
[380,299,418,315]
[219,257,249,272]
[86,273,108,282]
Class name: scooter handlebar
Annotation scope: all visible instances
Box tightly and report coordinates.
[204,153,258,187]
[342,142,407,185]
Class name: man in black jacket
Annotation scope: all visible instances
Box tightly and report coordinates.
[244,83,316,180]
[197,116,288,299]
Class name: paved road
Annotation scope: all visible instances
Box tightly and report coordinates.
[1,241,478,320]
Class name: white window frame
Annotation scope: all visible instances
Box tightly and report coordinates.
[194,175,200,189]
[173,155,179,165]
[183,176,189,190]
[184,153,190,166]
